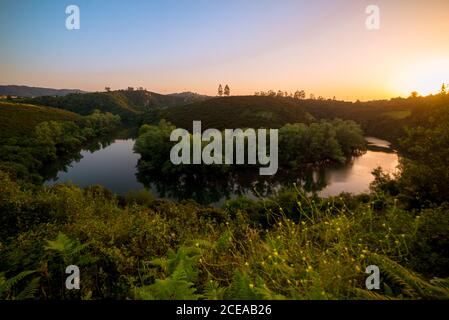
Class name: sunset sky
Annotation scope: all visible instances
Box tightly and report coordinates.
[1,0,448,100]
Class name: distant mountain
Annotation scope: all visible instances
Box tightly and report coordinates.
[26,89,211,122]
[167,91,210,104]
[0,85,85,98]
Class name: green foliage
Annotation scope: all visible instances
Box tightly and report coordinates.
[27,90,207,123]
[134,246,203,300]
[397,107,449,206]
[159,96,313,130]
[134,119,366,177]
[0,270,40,300]
[0,109,120,184]
[355,254,449,299]
[0,93,448,301]
[0,101,80,139]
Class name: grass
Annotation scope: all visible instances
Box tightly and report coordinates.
[0,101,81,139]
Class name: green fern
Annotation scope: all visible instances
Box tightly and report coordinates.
[370,255,449,299]
[0,270,38,300]
[135,245,204,300]
[204,280,226,300]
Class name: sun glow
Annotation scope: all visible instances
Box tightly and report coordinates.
[393,59,449,97]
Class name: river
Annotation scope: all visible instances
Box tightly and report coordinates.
[45,136,399,205]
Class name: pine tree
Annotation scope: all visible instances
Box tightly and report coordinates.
[224,85,230,96]
[218,84,223,96]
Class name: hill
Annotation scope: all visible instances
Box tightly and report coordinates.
[297,94,449,143]
[0,85,85,98]
[26,90,210,122]
[0,101,81,139]
[158,96,314,130]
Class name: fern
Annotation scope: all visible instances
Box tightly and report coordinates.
[370,255,449,299]
[135,245,204,300]
[204,280,226,300]
[15,277,41,300]
[0,270,38,300]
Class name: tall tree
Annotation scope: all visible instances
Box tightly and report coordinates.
[441,83,447,95]
[218,84,223,96]
[224,85,230,96]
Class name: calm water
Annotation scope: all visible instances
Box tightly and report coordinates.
[45,136,399,205]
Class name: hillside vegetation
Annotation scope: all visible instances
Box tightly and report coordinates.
[26,90,209,122]
[0,102,81,139]
[0,91,448,300]
[298,94,449,144]
[0,85,84,98]
[158,96,314,130]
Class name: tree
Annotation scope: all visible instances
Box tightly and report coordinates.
[105,87,111,92]
[218,84,223,97]
[224,85,230,96]
[440,83,447,95]
[276,90,284,97]
[310,94,315,100]
[410,91,419,98]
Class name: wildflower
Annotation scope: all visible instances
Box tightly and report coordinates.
[195,242,199,247]
[245,262,249,266]
[360,254,365,259]
[249,283,254,289]
[336,227,341,232]
[355,265,361,272]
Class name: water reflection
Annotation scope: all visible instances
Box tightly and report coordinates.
[46,135,399,206]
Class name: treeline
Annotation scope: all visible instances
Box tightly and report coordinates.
[0,110,121,184]
[133,118,366,176]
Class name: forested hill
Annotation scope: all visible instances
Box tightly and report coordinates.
[0,85,85,97]
[157,96,315,130]
[148,94,449,141]
[297,94,449,144]
[25,90,209,122]
[0,101,81,139]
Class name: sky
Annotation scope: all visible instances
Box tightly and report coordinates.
[1,0,448,100]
